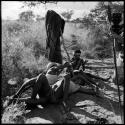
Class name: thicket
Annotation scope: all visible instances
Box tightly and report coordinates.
[2,12,115,98]
[2,20,48,97]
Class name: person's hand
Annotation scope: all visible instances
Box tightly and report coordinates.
[64,62,71,67]
[64,73,71,79]
[84,60,88,64]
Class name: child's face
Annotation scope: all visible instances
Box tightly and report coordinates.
[74,53,81,59]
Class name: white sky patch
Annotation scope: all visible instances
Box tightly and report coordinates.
[1,1,98,20]
[2,1,22,20]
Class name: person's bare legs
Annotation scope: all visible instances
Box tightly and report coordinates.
[25,74,51,108]
[63,74,71,103]
[7,77,37,107]
[53,80,64,101]
[31,73,52,99]
[15,77,37,97]
[77,85,104,98]
[27,73,55,107]
[61,74,71,112]
[71,74,97,89]
[84,72,111,81]
[78,86,97,95]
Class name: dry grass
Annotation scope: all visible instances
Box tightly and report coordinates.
[2,102,26,124]
[2,19,122,124]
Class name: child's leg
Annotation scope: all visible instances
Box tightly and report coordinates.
[29,74,56,106]
[53,80,64,101]
[15,77,37,97]
[71,74,97,89]
[78,86,97,95]
[63,74,71,102]
[31,73,52,100]
[7,77,37,107]
[78,72,99,87]
[85,72,110,81]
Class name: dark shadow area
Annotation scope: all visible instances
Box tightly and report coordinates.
[68,92,123,116]
[25,103,80,123]
[25,104,63,123]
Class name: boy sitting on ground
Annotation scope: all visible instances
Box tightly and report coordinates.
[69,49,111,83]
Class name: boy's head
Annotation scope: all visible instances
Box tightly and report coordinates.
[74,50,81,59]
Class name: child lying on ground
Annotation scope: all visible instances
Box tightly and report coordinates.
[7,62,102,109]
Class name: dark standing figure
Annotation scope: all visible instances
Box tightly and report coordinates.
[45,10,65,64]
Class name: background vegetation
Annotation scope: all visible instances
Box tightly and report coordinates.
[2,1,124,124]
[2,1,123,98]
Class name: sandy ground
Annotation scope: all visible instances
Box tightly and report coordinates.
[25,59,124,124]
[25,87,123,124]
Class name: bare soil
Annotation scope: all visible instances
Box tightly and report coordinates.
[25,59,124,124]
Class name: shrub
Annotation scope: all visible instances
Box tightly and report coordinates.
[2,102,26,124]
[82,50,95,59]
[2,20,48,98]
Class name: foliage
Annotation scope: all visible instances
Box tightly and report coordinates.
[77,2,124,58]
[19,10,35,22]
[36,15,45,21]
[2,20,48,97]
[2,102,26,124]
[61,10,74,21]
[22,1,57,8]
[2,1,123,97]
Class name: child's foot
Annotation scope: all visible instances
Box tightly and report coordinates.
[5,95,18,108]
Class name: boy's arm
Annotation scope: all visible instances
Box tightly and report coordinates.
[70,58,76,66]
[54,62,71,72]
[81,59,88,71]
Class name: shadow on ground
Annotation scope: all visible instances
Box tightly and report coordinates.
[25,88,123,124]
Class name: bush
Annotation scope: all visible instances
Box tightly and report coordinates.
[2,19,113,98]
[82,50,95,59]
[2,20,48,98]
[2,102,26,124]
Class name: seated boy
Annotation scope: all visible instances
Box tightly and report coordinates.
[70,50,111,82]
